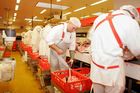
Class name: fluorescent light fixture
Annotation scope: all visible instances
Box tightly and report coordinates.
[14,13,17,16]
[44,21,47,23]
[92,12,104,16]
[80,17,84,19]
[90,0,107,6]
[40,9,47,14]
[33,16,37,19]
[13,17,16,20]
[16,0,20,3]
[84,15,89,18]
[109,10,114,12]
[63,12,71,16]
[13,17,16,21]
[36,2,70,10]
[57,0,61,2]
[74,7,86,12]
[9,22,13,24]
[15,5,19,10]
[80,15,89,19]
[25,18,43,21]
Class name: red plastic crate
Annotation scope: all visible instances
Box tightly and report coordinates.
[23,45,28,51]
[30,52,40,60]
[51,70,90,93]
[38,58,50,70]
[4,52,11,57]
[73,67,90,77]
[72,67,92,91]
[0,46,5,51]
[27,46,32,54]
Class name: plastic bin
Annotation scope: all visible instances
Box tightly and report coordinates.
[51,70,90,93]
[38,58,50,70]
[0,58,16,82]
[30,52,40,60]
[4,52,11,57]
[72,67,92,91]
[0,46,5,51]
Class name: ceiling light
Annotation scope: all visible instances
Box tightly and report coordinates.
[8,22,13,24]
[80,17,84,19]
[80,15,89,19]
[40,9,47,14]
[74,7,86,12]
[56,0,61,2]
[63,12,71,16]
[36,2,70,10]
[90,0,107,6]
[13,19,16,22]
[92,12,104,16]
[14,13,17,16]
[13,17,16,20]
[109,10,114,12]
[84,15,89,18]
[15,5,19,11]
[25,18,43,21]
[16,0,21,3]
[44,21,47,23]
[33,16,37,19]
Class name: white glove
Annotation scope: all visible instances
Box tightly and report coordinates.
[69,59,74,66]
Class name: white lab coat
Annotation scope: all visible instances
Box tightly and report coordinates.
[89,10,140,87]
[46,23,76,72]
[39,25,51,59]
[31,26,42,52]
[24,30,32,46]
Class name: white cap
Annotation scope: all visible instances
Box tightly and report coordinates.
[70,17,81,28]
[120,5,140,21]
[33,26,42,32]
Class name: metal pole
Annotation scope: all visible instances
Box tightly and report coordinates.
[32,16,33,29]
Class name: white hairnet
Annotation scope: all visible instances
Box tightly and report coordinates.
[120,5,140,21]
[70,17,81,28]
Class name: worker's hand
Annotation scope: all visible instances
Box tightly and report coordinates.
[69,59,74,67]
[56,48,63,55]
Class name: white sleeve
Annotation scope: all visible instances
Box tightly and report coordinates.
[31,31,38,44]
[69,33,76,51]
[89,25,95,41]
[46,26,62,45]
[125,19,140,56]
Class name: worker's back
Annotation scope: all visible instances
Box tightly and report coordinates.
[89,9,140,86]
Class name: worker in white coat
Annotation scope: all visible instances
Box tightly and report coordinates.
[24,30,32,46]
[39,24,51,58]
[89,5,140,93]
[46,17,81,72]
[31,26,42,52]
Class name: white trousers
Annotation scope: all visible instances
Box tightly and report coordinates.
[93,79,125,93]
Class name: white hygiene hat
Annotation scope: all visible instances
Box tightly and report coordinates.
[120,5,140,21]
[70,17,81,28]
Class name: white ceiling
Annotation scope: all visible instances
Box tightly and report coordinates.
[114,0,140,9]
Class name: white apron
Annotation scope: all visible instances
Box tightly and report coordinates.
[90,12,126,88]
[50,25,71,72]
